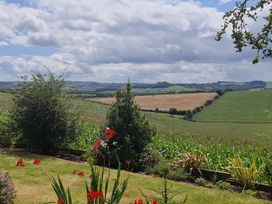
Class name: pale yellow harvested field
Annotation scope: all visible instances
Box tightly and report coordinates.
[90,92,217,111]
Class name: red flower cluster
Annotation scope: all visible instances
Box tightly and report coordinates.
[33,159,41,165]
[91,138,101,152]
[78,171,84,177]
[87,189,104,202]
[16,159,25,167]
[103,127,116,141]
[57,198,64,204]
[134,199,159,204]
[134,199,143,204]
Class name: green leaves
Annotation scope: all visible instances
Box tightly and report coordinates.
[216,0,272,63]
[51,176,73,204]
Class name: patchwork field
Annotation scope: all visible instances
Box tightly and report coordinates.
[1,91,272,146]
[194,90,272,122]
[90,92,217,111]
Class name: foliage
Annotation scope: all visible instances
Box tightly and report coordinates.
[216,0,272,63]
[11,72,79,153]
[173,152,208,174]
[139,174,187,204]
[50,176,73,204]
[0,111,14,147]
[263,161,272,186]
[86,164,128,204]
[243,189,257,197]
[104,82,154,170]
[139,144,162,171]
[228,157,259,189]
[0,171,15,204]
[216,180,231,190]
[50,162,128,204]
[195,178,207,187]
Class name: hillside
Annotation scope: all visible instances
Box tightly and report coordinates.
[1,92,272,145]
[194,90,272,123]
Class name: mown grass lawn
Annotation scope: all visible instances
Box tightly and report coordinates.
[0,150,270,204]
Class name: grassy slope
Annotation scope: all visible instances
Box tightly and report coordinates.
[1,92,272,146]
[0,150,269,204]
[76,100,272,146]
[194,90,272,123]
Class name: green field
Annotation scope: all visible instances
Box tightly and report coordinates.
[74,99,272,146]
[2,91,272,146]
[194,90,272,123]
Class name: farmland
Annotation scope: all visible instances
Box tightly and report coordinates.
[90,92,217,111]
[1,90,272,182]
[194,90,272,122]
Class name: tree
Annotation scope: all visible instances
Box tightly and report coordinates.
[11,72,78,153]
[216,0,272,63]
[103,83,154,170]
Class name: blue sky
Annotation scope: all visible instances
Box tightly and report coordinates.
[0,0,271,82]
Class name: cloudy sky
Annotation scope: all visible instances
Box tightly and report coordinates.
[0,0,271,83]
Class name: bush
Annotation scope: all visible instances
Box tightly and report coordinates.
[101,83,154,170]
[140,144,161,171]
[228,157,258,189]
[145,159,190,182]
[174,152,208,175]
[0,112,14,147]
[11,72,79,153]
[243,189,257,197]
[0,171,15,204]
[216,180,231,190]
[195,178,207,186]
[264,161,272,186]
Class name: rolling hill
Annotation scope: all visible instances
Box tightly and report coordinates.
[193,90,272,123]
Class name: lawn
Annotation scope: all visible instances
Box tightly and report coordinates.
[0,150,270,204]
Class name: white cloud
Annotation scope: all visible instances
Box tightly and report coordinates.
[219,0,232,5]
[0,0,270,82]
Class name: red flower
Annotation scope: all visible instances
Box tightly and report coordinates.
[125,160,131,168]
[78,171,84,177]
[134,199,144,204]
[103,127,116,141]
[87,189,104,201]
[88,189,95,202]
[152,200,159,204]
[91,138,101,152]
[95,191,104,199]
[57,198,64,204]
[16,159,25,167]
[33,159,40,165]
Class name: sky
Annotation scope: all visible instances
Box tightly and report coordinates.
[0,0,271,83]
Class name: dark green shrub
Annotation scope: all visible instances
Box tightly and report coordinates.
[11,72,79,153]
[145,159,170,177]
[0,112,14,147]
[101,83,154,170]
[195,178,207,186]
[0,171,15,204]
[216,180,231,190]
[264,161,272,186]
[140,144,161,171]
